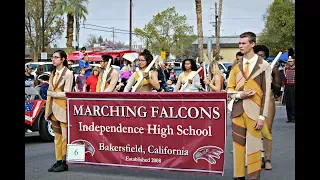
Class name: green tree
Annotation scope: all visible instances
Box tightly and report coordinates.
[85,34,98,48]
[171,35,197,59]
[258,0,295,56]
[134,7,193,55]
[98,36,104,44]
[25,0,65,61]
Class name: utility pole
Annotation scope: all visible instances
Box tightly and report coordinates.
[209,2,217,37]
[215,2,218,38]
[111,27,117,49]
[42,0,45,52]
[112,27,115,44]
[129,0,132,50]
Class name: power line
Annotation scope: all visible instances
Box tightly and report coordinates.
[82,27,136,35]
[82,26,202,39]
[84,23,131,32]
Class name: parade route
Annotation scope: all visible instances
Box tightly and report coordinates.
[25,106,294,180]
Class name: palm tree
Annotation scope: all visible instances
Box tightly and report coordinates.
[57,0,88,55]
[195,0,204,63]
[75,0,88,50]
[215,0,223,61]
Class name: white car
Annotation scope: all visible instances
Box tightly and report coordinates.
[203,62,228,88]
[25,62,53,77]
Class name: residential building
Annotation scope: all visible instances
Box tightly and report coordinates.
[192,35,260,63]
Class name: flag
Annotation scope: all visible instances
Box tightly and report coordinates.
[25,100,46,126]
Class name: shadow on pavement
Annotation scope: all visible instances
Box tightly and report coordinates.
[25,135,52,144]
[68,163,224,180]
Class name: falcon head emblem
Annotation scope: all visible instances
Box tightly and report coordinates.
[193,146,224,164]
[71,139,95,156]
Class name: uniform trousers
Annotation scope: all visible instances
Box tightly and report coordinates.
[232,112,262,179]
[50,114,67,161]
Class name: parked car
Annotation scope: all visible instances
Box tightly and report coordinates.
[25,62,54,77]
[221,62,233,70]
[203,62,228,88]
[25,86,54,142]
[204,62,228,77]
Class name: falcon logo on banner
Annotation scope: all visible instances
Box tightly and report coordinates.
[25,100,46,126]
[193,146,224,164]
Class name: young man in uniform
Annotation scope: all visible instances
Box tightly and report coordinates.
[282,56,295,123]
[96,54,119,92]
[228,32,272,180]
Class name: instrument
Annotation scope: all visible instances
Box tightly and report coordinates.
[179,67,203,92]
[131,55,159,92]
[100,58,112,92]
[202,62,208,92]
[270,52,282,69]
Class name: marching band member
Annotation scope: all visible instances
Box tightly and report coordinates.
[254,44,281,170]
[96,54,119,92]
[203,60,224,92]
[174,58,201,92]
[45,50,74,172]
[282,56,295,123]
[228,32,271,180]
[123,49,160,92]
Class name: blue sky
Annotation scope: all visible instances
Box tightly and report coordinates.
[55,0,274,48]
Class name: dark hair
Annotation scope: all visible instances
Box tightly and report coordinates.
[68,60,75,64]
[52,50,68,73]
[240,31,256,44]
[236,51,244,57]
[181,58,197,71]
[288,48,294,56]
[36,65,44,76]
[38,74,50,81]
[139,49,153,65]
[81,47,86,51]
[101,54,113,62]
[254,45,270,59]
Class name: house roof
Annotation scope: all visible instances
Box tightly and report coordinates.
[192,35,260,46]
[192,35,240,45]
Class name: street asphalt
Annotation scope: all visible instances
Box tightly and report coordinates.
[25,105,294,180]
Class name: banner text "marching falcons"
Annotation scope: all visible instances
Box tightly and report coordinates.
[73,105,221,120]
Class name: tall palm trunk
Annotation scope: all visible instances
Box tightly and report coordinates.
[195,0,204,63]
[66,13,74,55]
[75,0,80,51]
[215,0,223,61]
[76,20,80,50]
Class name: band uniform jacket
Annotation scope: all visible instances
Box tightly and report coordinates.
[45,67,74,123]
[228,56,272,121]
[96,67,119,92]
